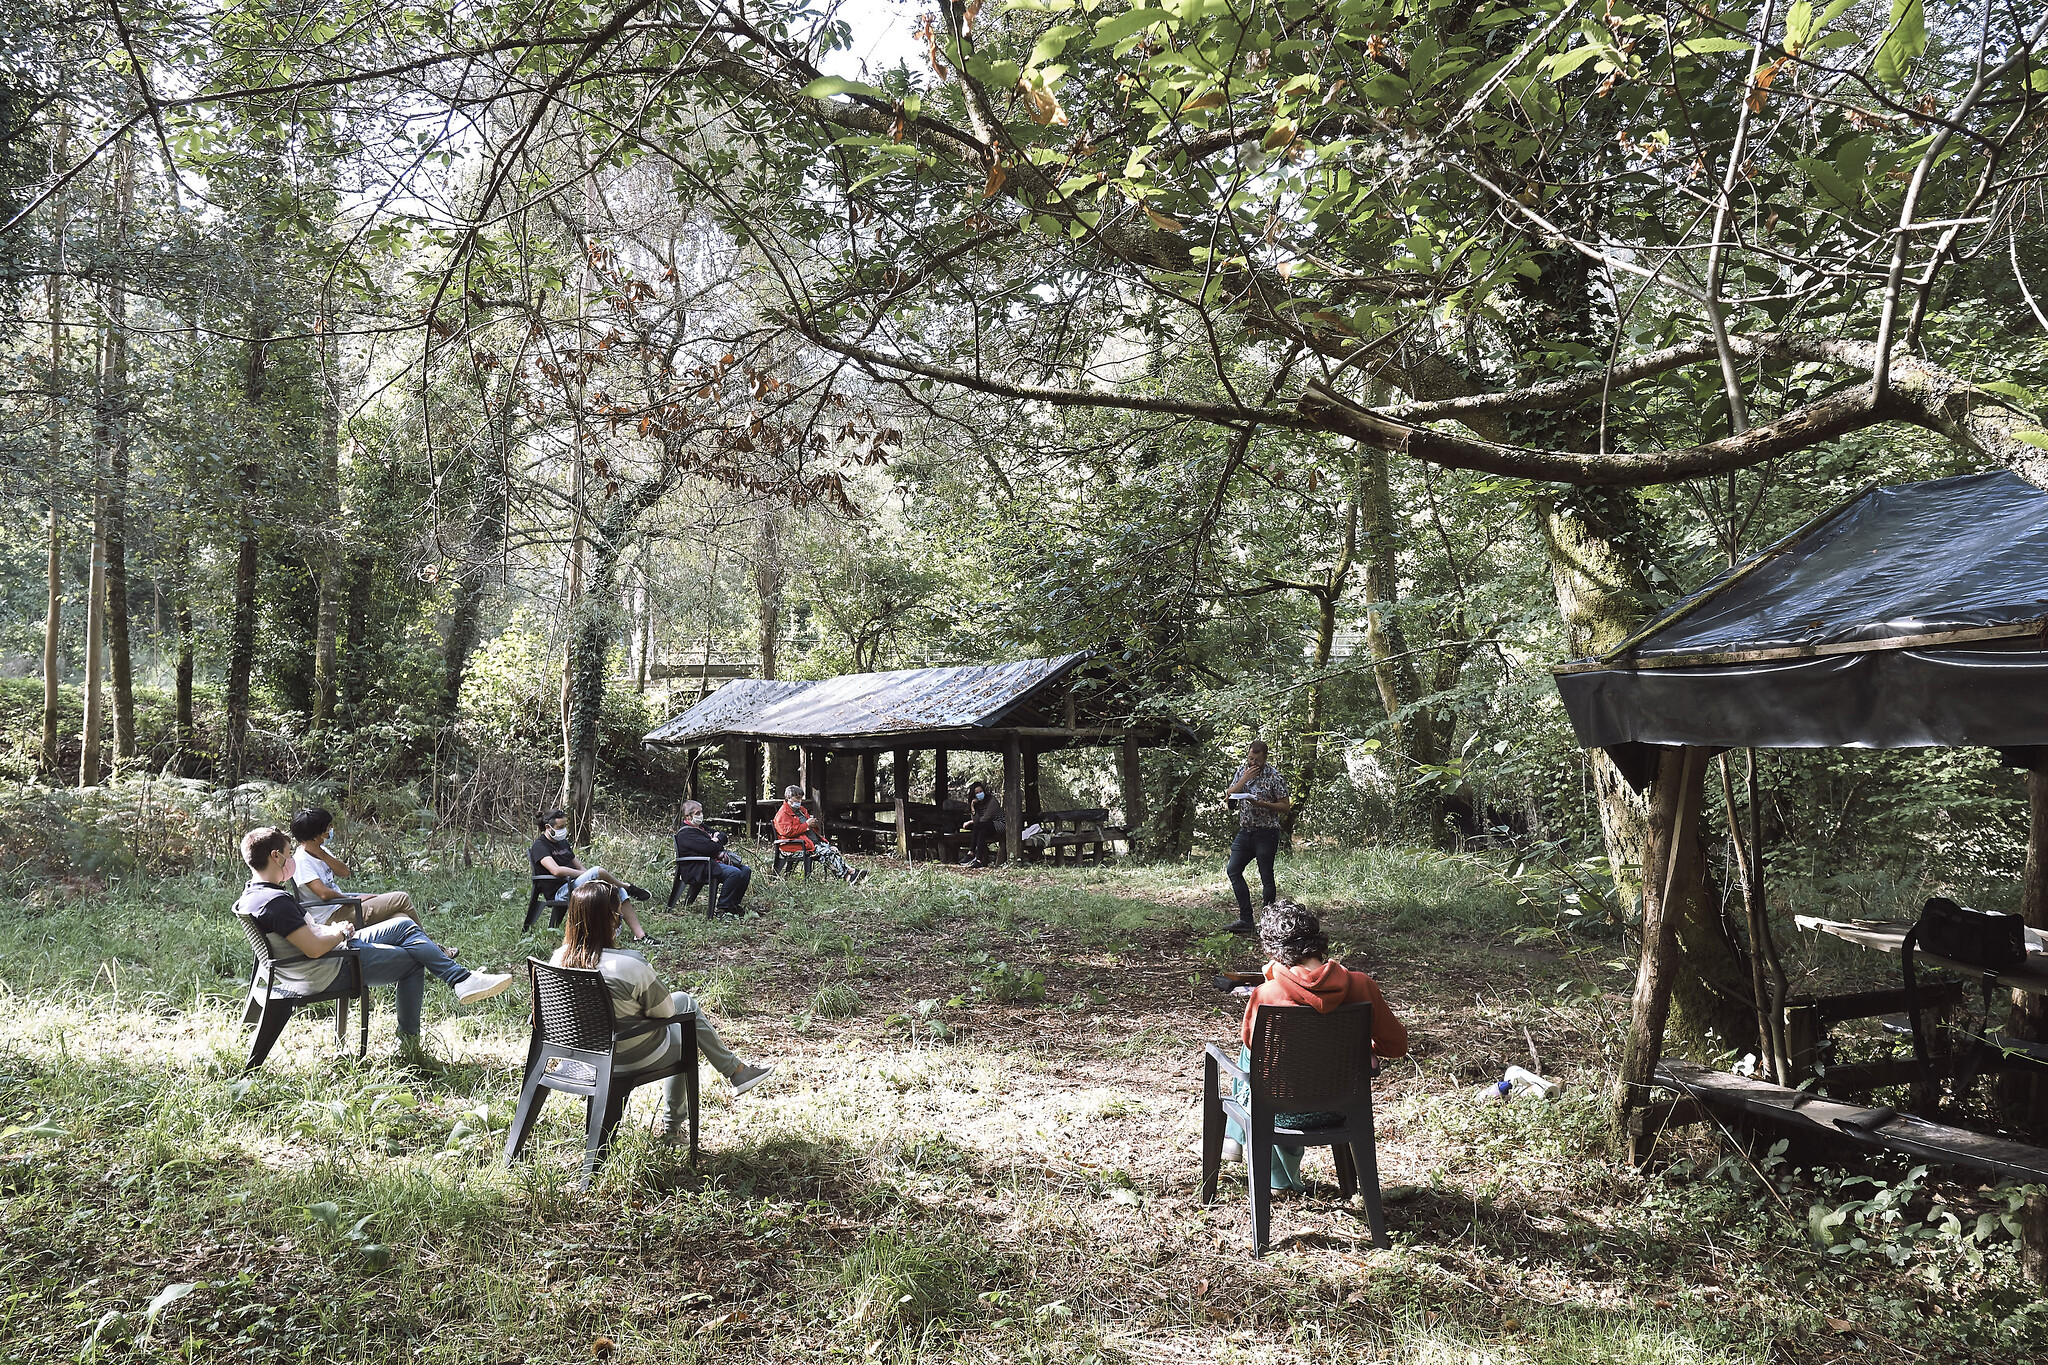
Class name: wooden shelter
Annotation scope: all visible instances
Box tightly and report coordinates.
[642,651,1180,863]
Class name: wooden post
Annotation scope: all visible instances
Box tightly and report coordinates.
[1023,749,1042,821]
[745,744,762,839]
[2019,767,2048,1281]
[1617,745,1708,1161]
[1783,1003,1820,1086]
[1121,737,1146,854]
[1003,734,1023,865]
[859,752,878,851]
[893,746,911,859]
[933,748,949,808]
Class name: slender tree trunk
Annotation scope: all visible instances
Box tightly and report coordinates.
[40,112,69,779]
[80,319,108,789]
[755,513,783,681]
[560,182,593,831]
[172,526,195,773]
[311,308,343,725]
[635,543,652,694]
[104,138,136,763]
[225,301,270,780]
[80,489,107,788]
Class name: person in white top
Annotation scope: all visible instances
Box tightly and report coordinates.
[289,808,413,927]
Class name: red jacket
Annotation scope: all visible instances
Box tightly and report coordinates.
[773,800,817,849]
[1241,959,1408,1058]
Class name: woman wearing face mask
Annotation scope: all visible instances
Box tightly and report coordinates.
[530,808,653,943]
[960,780,1001,868]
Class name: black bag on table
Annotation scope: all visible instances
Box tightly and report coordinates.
[1912,896,2025,972]
[1904,897,2027,1101]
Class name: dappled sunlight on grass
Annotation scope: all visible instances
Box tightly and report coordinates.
[2,839,2039,1361]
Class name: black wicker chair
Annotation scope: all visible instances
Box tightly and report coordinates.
[665,855,712,911]
[234,909,370,1072]
[522,874,569,933]
[771,837,816,879]
[1202,1001,1391,1255]
[503,958,699,1185]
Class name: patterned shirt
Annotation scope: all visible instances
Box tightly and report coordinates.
[1233,763,1289,830]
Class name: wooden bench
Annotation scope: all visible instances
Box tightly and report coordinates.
[1022,808,1123,866]
[1642,1058,2048,1183]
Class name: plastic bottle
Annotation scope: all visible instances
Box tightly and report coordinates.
[1501,1065,1562,1099]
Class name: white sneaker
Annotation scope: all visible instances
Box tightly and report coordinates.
[453,971,514,1004]
[1220,1139,1243,1162]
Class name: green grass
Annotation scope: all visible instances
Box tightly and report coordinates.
[2,829,2042,1363]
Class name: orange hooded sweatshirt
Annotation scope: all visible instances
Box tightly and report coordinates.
[1241,960,1409,1058]
[772,800,817,849]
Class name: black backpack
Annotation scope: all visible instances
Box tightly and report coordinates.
[1904,897,2028,1099]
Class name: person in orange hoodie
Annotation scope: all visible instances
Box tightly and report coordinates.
[1225,899,1408,1191]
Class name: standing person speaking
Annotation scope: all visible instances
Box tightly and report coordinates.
[1222,739,1291,936]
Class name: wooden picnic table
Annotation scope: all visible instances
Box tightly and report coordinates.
[1797,916,2048,995]
[1794,915,2048,1104]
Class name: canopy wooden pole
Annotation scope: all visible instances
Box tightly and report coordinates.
[1003,735,1023,864]
[894,746,911,859]
[2019,767,2048,1281]
[1618,745,1708,1160]
[745,744,762,838]
[1121,737,1147,853]
[933,748,949,808]
[1023,749,1042,822]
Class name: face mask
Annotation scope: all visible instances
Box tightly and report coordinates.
[549,825,569,841]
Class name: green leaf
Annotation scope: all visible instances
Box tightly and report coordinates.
[1091,8,1165,47]
[1873,0,1925,88]
[1030,24,1086,67]
[1783,1,1816,50]
[1978,380,2036,408]
[144,1282,196,1332]
[1674,37,1756,56]
[2014,430,2048,451]
[1539,45,1607,80]
[800,75,886,101]
[1800,158,1862,210]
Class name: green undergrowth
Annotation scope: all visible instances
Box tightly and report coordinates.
[2,831,2042,1362]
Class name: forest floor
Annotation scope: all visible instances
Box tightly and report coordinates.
[0,831,2041,1363]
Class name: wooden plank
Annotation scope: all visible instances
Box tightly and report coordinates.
[1792,981,1966,1025]
[1818,1057,1952,1093]
[1657,1059,2048,1183]
[1554,619,2046,674]
[1628,1096,1709,1137]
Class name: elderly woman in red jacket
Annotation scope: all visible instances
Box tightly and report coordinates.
[1224,899,1408,1192]
[772,786,868,884]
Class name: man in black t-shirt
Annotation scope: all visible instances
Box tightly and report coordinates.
[236,827,512,1053]
[530,808,654,942]
[674,800,752,915]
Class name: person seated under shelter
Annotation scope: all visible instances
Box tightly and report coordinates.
[961,780,1001,867]
[530,807,653,942]
[674,801,752,915]
[289,807,412,927]
[235,826,513,1064]
[1221,899,1407,1192]
[551,881,774,1142]
[772,786,867,884]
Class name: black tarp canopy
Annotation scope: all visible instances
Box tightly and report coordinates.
[1555,470,2048,769]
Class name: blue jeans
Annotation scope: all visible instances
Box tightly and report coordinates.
[345,918,469,1037]
[1225,828,1280,920]
[706,859,752,913]
[553,867,608,902]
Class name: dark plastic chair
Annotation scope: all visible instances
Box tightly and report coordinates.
[772,838,816,879]
[234,909,369,1072]
[666,855,712,911]
[1202,1001,1391,1254]
[503,958,699,1185]
[523,874,569,932]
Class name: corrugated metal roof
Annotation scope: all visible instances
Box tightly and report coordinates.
[643,652,1092,746]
